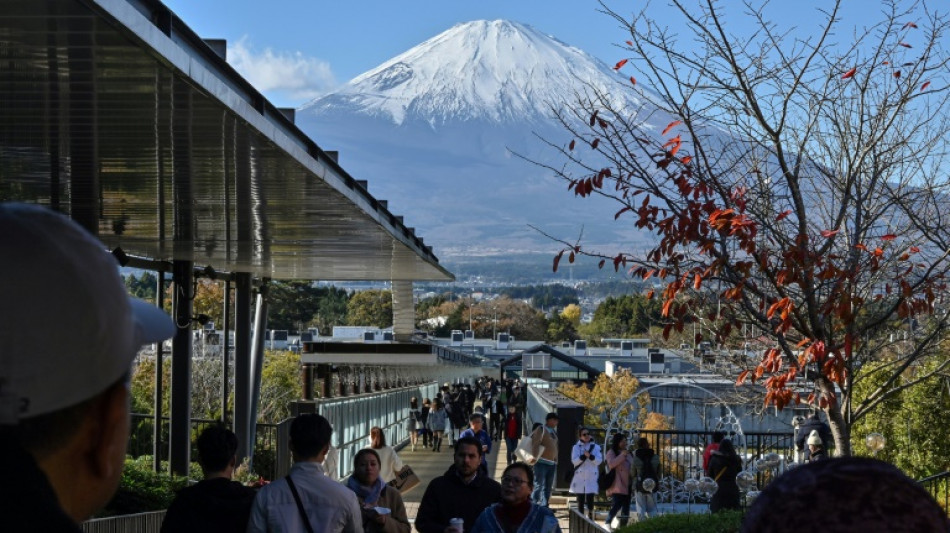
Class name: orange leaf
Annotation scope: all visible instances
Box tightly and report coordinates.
[693,274,702,290]
[681,155,692,165]
[662,120,682,136]
[553,251,564,272]
[854,243,867,251]
[662,299,674,317]
[841,67,857,79]
[821,229,840,237]
[903,22,918,29]
[625,40,633,46]
[614,59,628,70]
[921,81,931,91]
[894,70,902,78]
[737,370,751,386]
[629,76,637,85]
[775,209,792,221]
[882,234,896,241]
[910,246,921,253]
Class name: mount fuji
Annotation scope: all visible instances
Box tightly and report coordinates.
[297,20,675,274]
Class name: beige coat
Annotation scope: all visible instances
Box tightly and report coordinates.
[530,425,559,463]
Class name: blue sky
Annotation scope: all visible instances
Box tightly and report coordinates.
[161,0,888,108]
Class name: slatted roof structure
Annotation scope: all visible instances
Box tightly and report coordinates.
[0,0,454,475]
[0,0,452,282]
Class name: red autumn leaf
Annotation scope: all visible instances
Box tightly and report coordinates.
[625,40,633,46]
[629,76,637,85]
[910,246,921,253]
[598,259,606,269]
[841,67,857,79]
[614,59,628,70]
[894,70,901,78]
[662,120,682,136]
[899,42,912,48]
[568,139,575,151]
[591,138,600,150]
[775,209,792,221]
[693,274,702,289]
[737,370,751,386]
[921,81,931,91]
[882,234,896,241]
[553,250,564,272]
[681,155,692,165]
[821,229,840,237]
[645,289,654,299]
[589,110,599,127]
[903,21,918,29]
[854,243,867,251]
[662,299,674,317]
[882,61,890,65]
[568,251,575,263]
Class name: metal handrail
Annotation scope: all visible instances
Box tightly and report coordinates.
[918,470,950,514]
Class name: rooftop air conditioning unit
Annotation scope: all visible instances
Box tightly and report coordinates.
[649,351,665,373]
[451,330,464,346]
[620,340,633,357]
[464,330,474,339]
[574,340,588,356]
[382,331,394,342]
[497,333,511,349]
[363,331,377,343]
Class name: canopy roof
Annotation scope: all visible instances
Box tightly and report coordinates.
[0,0,453,281]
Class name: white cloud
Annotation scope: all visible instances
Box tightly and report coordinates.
[227,36,338,107]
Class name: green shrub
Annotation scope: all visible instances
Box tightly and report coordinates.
[95,457,194,517]
[618,510,744,533]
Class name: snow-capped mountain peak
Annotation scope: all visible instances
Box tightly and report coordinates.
[301,19,634,126]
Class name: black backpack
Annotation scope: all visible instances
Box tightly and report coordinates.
[598,459,616,492]
[635,448,658,493]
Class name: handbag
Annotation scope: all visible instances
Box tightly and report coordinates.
[515,435,544,464]
[599,464,616,492]
[388,465,421,494]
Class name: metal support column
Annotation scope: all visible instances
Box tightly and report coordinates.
[153,270,165,473]
[234,272,253,462]
[222,279,231,425]
[248,287,269,465]
[169,260,193,476]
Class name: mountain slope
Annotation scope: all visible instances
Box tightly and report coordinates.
[297,20,673,261]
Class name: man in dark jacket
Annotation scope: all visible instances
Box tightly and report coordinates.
[161,426,257,532]
[416,437,502,533]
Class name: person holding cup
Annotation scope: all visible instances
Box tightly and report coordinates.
[345,449,410,533]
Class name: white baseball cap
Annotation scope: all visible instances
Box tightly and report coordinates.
[0,203,175,423]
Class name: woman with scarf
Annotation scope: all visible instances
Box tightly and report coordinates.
[346,449,410,533]
[471,462,561,533]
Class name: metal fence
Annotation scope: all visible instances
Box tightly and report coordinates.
[81,511,165,533]
[588,428,795,500]
[919,471,950,514]
[127,414,279,480]
[568,508,603,533]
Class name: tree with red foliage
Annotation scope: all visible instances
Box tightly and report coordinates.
[533,0,950,455]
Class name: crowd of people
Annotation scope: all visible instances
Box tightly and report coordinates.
[2,204,945,532]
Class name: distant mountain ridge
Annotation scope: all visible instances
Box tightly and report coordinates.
[297,20,673,263]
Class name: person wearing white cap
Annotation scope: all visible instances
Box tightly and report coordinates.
[0,203,175,531]
[806,430,827,462]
